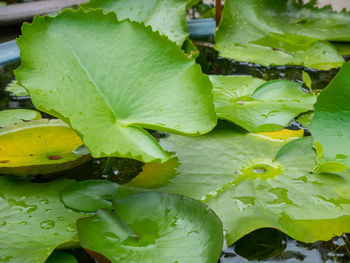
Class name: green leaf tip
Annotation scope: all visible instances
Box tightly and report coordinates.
[15,8,217,163]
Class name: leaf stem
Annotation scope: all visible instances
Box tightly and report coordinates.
[102,157,117,179]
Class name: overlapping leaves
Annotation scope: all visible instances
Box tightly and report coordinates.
[210,75,316,132]
[82,0,199,45]
[124,122,350,245]
[215,0,350,69]
[15,9,216,163]
[0,177,86,263]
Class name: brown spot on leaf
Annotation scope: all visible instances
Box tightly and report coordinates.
[48,155,62,160]
[0,160,10,164]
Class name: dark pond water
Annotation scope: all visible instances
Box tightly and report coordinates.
[0,47,349,263]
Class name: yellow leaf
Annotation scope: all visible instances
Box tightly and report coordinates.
[257,129,304,141]
[0,119,91,176]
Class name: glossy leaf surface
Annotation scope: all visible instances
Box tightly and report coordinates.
[310,62,350,167]
[83,0,199,45]
[125,122,350,245]
[215,0,350,69]
[0,109,41,127]
[15,9,216,163]
[210,75,316,132]
[0,177,86,263]
[77,192,223,263]
[61,180,119,212]
[0,119,90,176]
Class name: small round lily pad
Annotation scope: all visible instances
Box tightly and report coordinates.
[77,192,223,263]
[0,109,41,128]
[0,119,91,176]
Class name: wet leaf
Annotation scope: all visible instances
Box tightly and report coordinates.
[210,75,316,132]
[310,62,350,168]
[15,9,216,163]
[0,177,87,263]
[46,251,78,263]
[124,122,350,245]
[0,109,41,127]
[5,80,29,97]
[77,192,223,263]
[82,0,199,45]
[61,180,119,212]
[215,0,350,69]
[234,228,287,260]
[0,119,91,176]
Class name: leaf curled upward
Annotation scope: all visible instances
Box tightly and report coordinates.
[15,8,216,163]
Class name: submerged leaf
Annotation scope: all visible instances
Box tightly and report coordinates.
[0,109,41,127]
[0,119,91,176]
[15,9,216,163]
[215,0,350,69]
[310,62,350,168]
[77,192,223,263]
[5,80,29,97]
[124,122,350,245]
[210,75,316,132]
[82,0,199,45]
[0,177,86,263]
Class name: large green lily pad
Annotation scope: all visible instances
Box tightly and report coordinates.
[124,122,350,245]
[77,192,223,263]
[15,9,216,163]
[0,119,91,176]
[215,0,350,69]
[310,62,350,168]
[0,109,41,128]
[0,177,86,263]
[82,0,198,45]
[210,75,316,132]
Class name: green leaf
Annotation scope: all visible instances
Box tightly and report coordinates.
[315,140,323,163]
[310,62,350,167]
[215,0,350,69]
[61,180,120,212]
[46,252,78,263]
[0,177,87,263]
[302,70,312,92]
[234,228,286,260]
[295,111,314,129]
[15,9,217,163]
[5,80,29,97]
[82,0,199,45]
[124,122,350,245]
[0,109,41,127]
[314,162,349,174]
[0,119,91,176]
[210,75,316,132]
[77,192,223,263]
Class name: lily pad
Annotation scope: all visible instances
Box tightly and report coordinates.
[215,0,350,69]
[0,176,86,263]
[46,252,78,263]
[77,192,223,263]
[124,122,350,245]
[15,9,216,163]
[0,109,41,127]
[310,62,350,167]
[210,75,316,132]
[61,180,120,212]
[0,119,91,176]
[82,0,199,45]
[5,80,29,97]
